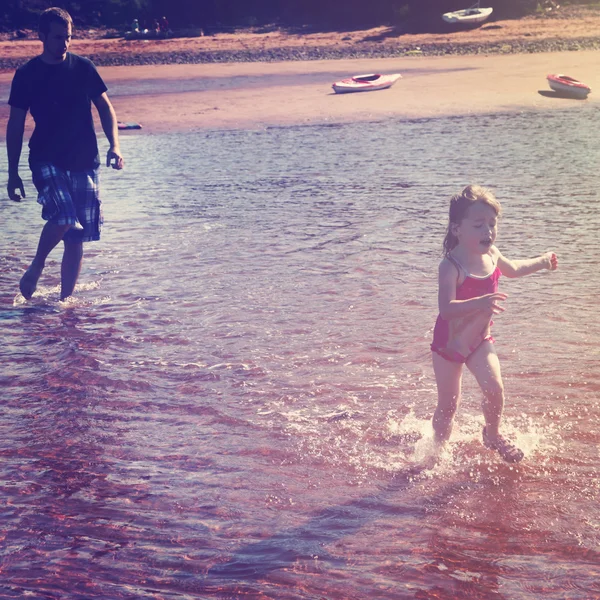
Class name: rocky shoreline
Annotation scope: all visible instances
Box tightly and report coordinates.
[2,35,600,71]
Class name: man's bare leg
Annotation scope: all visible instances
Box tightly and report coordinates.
[20,222,71,299]
[60,239,83,300]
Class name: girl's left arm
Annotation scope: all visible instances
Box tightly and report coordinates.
[493,246,558,278]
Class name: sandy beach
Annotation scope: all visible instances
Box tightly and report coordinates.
[1,6,599,134]
[106,51,599,132]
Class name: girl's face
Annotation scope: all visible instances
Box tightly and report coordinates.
[452,201,498,254]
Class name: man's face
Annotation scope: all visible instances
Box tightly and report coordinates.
[40,22,72,62]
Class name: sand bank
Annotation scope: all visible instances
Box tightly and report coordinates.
[53,50,600,132]
[0,50,597,136]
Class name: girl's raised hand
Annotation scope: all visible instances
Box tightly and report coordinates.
[478,292,508,315]
[544,252,558,271]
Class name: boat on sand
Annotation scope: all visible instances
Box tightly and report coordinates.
[442,3,493,25]
[332,73,401,94]
[546,74,591,99]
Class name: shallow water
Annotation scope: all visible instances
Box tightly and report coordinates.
[1,106,599,599]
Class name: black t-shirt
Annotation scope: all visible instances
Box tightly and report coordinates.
[8,53,108,171]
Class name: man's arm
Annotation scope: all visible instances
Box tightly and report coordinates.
[92,92,124,170]
[6,106,27,201]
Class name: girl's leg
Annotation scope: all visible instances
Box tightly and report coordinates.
[432,352,463,443]
[465,340,504,437]
[465,340,523,462]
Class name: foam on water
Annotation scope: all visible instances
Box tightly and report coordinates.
[12,280,103,307]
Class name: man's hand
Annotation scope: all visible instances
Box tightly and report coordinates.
[7,173,26,201]
[106,148,124,170]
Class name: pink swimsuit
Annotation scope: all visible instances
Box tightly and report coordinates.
[431,254,501,363]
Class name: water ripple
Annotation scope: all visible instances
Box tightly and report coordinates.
[1,106,599,598]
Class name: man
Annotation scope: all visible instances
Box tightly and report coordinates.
[6,7,124,301]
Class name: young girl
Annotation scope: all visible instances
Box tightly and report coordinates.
[431,185,558,462]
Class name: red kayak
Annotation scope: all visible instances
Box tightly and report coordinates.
[546,74,591,99]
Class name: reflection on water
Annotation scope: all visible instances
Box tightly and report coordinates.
[1,106,599,598]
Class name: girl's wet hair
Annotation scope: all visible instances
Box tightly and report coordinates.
[39,7,73,35]
[442,185,501,256]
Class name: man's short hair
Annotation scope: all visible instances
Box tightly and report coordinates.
[39,7,73,34]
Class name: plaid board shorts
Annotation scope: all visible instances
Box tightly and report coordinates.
[31,162,103,242]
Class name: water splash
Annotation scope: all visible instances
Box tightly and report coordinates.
[12,280,103,308]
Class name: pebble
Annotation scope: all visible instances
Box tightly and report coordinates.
[1,36,600,70]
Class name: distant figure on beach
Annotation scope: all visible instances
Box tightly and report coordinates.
[131,18,140,33]
[430,185,558,462]
[6,7,124,301]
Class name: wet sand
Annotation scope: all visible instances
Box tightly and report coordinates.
[111,51,599,132]
[2,50,597,136]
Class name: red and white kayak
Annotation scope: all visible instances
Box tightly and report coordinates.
[547,74,591,99]
[332,73,402,94]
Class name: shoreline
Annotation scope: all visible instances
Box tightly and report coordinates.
[1,36,600,72]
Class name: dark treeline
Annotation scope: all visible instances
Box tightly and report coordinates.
[0,0,593,32]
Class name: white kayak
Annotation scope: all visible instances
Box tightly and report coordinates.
[442,6,493,24]
[547,74,591,99]
[332,73,402,94]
